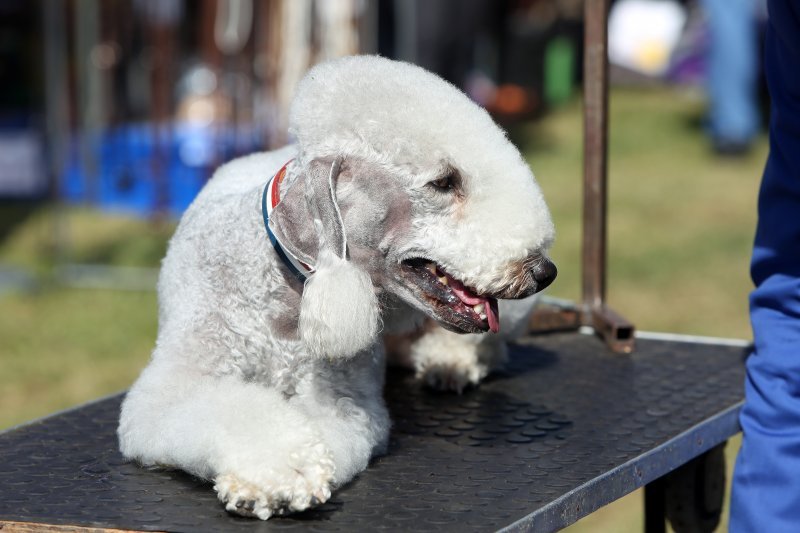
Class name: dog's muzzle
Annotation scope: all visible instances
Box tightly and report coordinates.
[494,253,558,299]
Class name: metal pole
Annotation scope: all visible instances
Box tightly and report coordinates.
[43,0,69,265]
[582,0,609,315]
[582,0,635,353]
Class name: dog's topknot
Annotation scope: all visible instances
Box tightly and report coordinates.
[288,55,517,172]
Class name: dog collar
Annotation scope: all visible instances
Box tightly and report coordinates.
[262,161,313,282]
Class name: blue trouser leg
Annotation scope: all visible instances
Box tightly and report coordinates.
[730,1,800,531]
[700,0,760,145]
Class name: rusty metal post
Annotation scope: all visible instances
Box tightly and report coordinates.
[582,0,609,315]
[582,0,635,353]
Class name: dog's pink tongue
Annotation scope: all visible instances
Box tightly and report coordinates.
[448,276,501,333]
[448,277,482,305]
[486,298,500,333]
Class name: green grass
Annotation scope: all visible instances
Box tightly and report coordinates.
[0,206,173,273]
[0,287,158,428]
[0,208,172,429]
[0,85,767,530]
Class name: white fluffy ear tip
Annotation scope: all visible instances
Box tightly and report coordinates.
[299,253,380,358]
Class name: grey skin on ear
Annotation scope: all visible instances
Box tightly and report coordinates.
[268,158,347,269]
[303,157,347,260]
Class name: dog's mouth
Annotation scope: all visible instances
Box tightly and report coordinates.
[399,258,500,334]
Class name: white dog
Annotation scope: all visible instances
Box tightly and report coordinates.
[118,55,556,520]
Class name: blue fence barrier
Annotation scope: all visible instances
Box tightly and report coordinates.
[61,122,265,217]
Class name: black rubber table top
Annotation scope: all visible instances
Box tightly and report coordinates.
[0,332,747,532]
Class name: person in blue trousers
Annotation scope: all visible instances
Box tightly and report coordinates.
[700,0,761,154]
[730,1,800,530]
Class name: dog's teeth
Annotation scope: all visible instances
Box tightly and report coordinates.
[473,303,485,314]
[480,313,487,320]
[438,276,448,285]
[426,262,437,274]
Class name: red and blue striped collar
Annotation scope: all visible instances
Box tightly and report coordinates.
[261,160,313,282]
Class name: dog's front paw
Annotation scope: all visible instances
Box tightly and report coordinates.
[214,442,335,520]
[411,327,508,393]
[417,359,487,394]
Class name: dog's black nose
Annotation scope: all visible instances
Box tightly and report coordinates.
[532,258,557,292]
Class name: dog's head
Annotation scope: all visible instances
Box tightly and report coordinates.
[271,56,555,355]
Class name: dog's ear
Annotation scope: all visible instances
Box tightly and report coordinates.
[269,171,318,267]
[303,157,348,259]
[280,157,381,359]
[268,158,353,265]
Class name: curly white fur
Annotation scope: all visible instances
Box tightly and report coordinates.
[118,56,555,520]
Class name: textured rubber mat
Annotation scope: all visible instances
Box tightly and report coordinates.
[0,332,747,532]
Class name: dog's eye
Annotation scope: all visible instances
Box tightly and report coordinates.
[429,174,455,191]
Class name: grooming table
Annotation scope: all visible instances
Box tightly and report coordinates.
[0,331,746,532]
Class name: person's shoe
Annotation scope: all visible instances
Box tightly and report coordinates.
[712,138,752,157]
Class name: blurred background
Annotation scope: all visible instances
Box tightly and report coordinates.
[0,0,769,530]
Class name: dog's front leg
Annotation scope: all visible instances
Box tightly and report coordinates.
[291,345,391,485]
[217,347,390,518]
[119,347,388,520]
[119,357,338,519]
[407,326,507,393]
